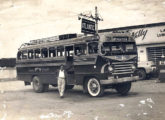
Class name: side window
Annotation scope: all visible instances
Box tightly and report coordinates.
[57,46,64,57]
[35,49,41,58]
[49,47,56,58]
[22,50,28,59]
[28,49,34,59]
[74,44,87,56]
[65,46,74,57]
[17,51,22,60]
[41,48,48,58]
[88,42,98,54]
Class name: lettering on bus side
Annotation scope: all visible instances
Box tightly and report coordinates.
[32,67,49,72]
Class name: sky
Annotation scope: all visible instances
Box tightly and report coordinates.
[0,0,165,58]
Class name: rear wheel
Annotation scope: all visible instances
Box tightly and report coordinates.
[87,78,104,97]
[32,76,44,93]
[115,82,131,95]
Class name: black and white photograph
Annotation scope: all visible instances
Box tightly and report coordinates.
[0,0,165,120]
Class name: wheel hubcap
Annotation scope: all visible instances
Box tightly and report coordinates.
[90,82,98,92]
[88,78,100,96]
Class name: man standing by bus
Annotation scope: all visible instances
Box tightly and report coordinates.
[58,65,66,98]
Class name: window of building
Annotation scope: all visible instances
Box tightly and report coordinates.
[57,46,64,57]
[49,47,56,57]
[88,42,98,54]
[74,44,87,56]
[35,49,41,58]
[41,48,48,58]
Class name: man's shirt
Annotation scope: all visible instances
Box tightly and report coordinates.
[59,70,65,78]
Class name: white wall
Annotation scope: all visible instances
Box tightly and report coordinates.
[129,25,165,45]
[137,46,147,62]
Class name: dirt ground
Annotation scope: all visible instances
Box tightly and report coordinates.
[0,79,165,120]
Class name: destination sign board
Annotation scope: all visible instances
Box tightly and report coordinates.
[81,18,96,34]
[113,37,129,42]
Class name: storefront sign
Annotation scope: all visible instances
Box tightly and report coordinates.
[157,29,165,37]
[81,18,96,34]
[131,29,148,40]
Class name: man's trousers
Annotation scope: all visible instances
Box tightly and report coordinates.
[58,77,65,97]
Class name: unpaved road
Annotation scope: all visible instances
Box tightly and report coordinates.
[0,80,165,120]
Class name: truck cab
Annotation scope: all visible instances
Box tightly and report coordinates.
[137,45,157,80]
[137,61,157,80]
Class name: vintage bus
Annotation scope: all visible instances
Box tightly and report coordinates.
[16,33,139,97]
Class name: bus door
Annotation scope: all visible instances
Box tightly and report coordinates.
[65,45,75,84]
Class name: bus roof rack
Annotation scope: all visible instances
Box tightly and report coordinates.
[29,33,78,45]
[18,33,86,50]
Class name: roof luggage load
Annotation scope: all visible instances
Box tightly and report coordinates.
[59,33,77,40]
[29,33,77,44]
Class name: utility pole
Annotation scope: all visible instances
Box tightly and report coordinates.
[95,6,99,34]
[78,6,103,35]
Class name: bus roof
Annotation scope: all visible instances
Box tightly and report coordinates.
[19,32,133,51]
[19,35,98,51]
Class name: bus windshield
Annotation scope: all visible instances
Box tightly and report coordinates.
[101,42,137,55]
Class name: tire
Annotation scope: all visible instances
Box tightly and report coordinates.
[32,76,44,93]
[83,80,88,94]
[43,84,49,92]
[87,78,104,97]
[138,69,146,80]
[65,85,74,90]
[115,82,131,95]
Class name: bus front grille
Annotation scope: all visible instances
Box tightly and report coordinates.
[112,61,134,75]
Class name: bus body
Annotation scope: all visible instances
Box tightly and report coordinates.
[16,33,139,97]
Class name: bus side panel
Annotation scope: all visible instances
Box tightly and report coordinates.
[75,73,108,85]
[74,64,108,85]
[38,74,58,84]
[17,66,59,84]
[17,74,58,84]
[74,55,111,85]
[17,74,32,82]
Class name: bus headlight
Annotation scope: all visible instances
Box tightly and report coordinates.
[131,65,136,71]
[108,66,113,72]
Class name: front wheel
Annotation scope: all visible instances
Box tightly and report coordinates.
[137,69,146,80]
[115,82,131,95]
[87,78,104,97]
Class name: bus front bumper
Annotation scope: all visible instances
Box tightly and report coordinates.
[100,76,139,85]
